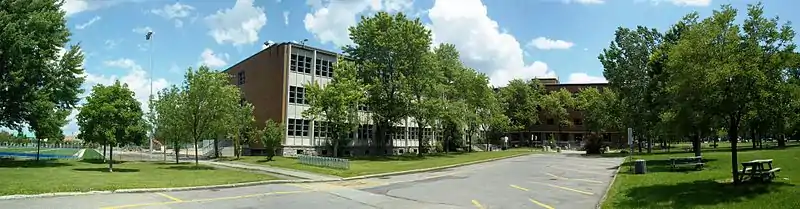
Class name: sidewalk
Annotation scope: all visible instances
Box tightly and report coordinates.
[200,160,342,181]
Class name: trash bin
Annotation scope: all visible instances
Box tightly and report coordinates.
[634,159,647,174]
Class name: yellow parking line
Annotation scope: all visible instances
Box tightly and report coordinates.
[155,192,183,202]
[100,190,311,209]
[510,184,530,191]
[529,198,556,209]
[471,200,486,209]
[531,182,594,196]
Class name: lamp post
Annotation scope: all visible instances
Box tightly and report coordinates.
[146,30,154,154]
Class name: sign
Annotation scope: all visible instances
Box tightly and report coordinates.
[627,128,633,145]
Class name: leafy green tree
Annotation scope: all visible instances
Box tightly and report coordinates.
[599,26,663,153]
[226,99,255,159]
[405,44,450,155]
[0,0,85,130]
[541,89,575,142]
[498,79,543,144]
[77,81,147,172]
[304,60,365,157]
[153,86,191,163]
[261,119,284,161]
[344,12,429,155]
[27,97,69,161]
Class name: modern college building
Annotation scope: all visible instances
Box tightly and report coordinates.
[224,42,445,156]
[224,42,618,156]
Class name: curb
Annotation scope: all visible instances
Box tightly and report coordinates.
[342,152,535,181]
[595,160,624,209]
[201,161,342,181]
[0,179,338,201]
[0,152,535,200]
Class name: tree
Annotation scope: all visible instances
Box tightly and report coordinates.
[0,0,85,130]
[261,119,284,161]
[27,97,69,161]
[405,44,450,155]
[303,60,365,157]
[77,81,147,172]
[153,86,190,163]
[541,89,575,142]
[226,99,254,159]
[344,12,429,155]
[498,79,543,144]
[599,26,663,153]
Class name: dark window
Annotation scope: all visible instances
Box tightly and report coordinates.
[547,118,555,125]
[304,57,312,73]
[328,61,335,77]
[321,149,328,156]
[237,71,246,85]
[296,149,304,155]
[287,119,296,136]
[574,118,583,125]
[321,60,329,77]
[289,86,307,104]
[290,54,298,72]
[289,86,297,103]
[302,120,310,136]
[314,121,328,138]
[315,59,322,76]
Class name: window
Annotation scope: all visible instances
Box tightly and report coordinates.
[314,121,328,138]
[287,119,310,136]
[237,71,246,85]
[290,54,312,74]
[315,58,334,78]
[408,127,418,140]
[315,59,322,76]
[574,118,583,125]
[289,86,308,104]
[547,118,555,125]
[358,124,373,140]
[328,61,335,77]
[296,149,304,155]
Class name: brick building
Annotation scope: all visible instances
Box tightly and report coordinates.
[504,78,622,148]
[224,42,444,156]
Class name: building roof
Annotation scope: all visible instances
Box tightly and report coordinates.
[222,42,343,74]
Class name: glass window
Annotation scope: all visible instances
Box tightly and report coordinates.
[289,86,297,103]
[302,120,310,136]
[290,54,298,72]
[287,119,296,136]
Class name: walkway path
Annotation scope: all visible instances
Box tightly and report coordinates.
[200,161,342,181]
[0,152,624,209]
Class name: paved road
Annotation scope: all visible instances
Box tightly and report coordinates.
[0,153,623,209]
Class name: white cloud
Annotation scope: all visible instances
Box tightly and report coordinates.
[303,0,414,47]
[644,0,712,6]
[75,16,101,30]
[198,48,229,68]
[564,0,605,4]
[428,0,556,87]
[151,2,196,28]
[583,48,589,51]
[283,11,290,26]
[169,63,182,74]
[205,0,268,46]
[566,73,608,84]
[62,59,169,134]
[527,37,575,50]
[60,0,125,16]
[104,39,120,49]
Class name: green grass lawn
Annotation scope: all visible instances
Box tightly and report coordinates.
[81,148,103,160]
[0,158,279,196]
[225,148,537,178]
[602,143,800,209]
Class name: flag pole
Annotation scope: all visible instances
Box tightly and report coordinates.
[147,31,154,154]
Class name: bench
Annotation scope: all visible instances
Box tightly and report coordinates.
[670,156,704,171]
[740,159,781,182]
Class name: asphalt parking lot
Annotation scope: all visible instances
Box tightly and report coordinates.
[0,153,623,209]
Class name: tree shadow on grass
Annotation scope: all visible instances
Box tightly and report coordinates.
[618,158,719,173]
[161,165,216,170]
[0,159,72,168]
[80,159,126,165]
[73,168,140,173]
[616,180,795,209]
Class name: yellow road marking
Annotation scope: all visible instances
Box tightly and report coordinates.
[155,192,183,202]
[100,190,311,209]
[510,184,530,191]
[471,200,486,209]
[529,198,556,209]
[543,172,603,184]
[530,182,594,195]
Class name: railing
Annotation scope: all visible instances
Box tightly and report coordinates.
[297,154,350,170]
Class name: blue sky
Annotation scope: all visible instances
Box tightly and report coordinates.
[11,0,800,136]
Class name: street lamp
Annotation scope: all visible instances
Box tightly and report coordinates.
[146,30,154,154]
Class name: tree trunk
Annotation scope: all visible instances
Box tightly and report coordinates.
[333,139,339,158]
[417,124,425,156]
[36,138,41,161]
[102,143,107,162]
[108,145,114,172]
[468,129,473,152]
[194,138,199,165]
[174,141,180,164]
[234,135,241,159]
[778,134,786,147]
[647,133,652,154]
[729,115,741,185]
[692,133,701,157]
[751,130,757,149]
[213,137,219,159]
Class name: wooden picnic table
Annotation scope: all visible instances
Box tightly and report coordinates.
[738,159,781,182]
[669,156,704,171]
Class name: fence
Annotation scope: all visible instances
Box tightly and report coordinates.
[0,142,83,149]
[297,154,350,170]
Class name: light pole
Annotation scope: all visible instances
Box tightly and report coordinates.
[146,30,154,153]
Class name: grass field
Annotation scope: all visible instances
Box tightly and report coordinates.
[225,148,537,178]
[0,147,81,156]
[0,157,279,196]
[602,142,800,209]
